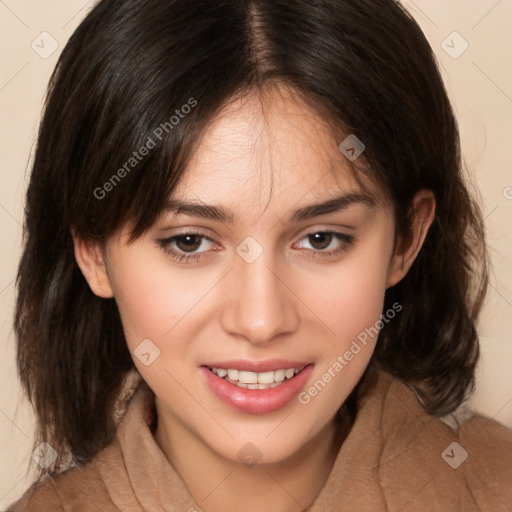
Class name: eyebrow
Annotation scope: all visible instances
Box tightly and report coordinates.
[290,192,376,221]
[163,192,375,224]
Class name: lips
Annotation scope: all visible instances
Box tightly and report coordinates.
[200,360,314,414]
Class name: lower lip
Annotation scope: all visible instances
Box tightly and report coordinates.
[201,365,314,414]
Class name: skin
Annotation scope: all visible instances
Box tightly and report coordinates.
[74,84,435,512]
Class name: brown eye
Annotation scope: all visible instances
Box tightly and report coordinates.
[174,234,203,252]
[292,231,356,258]
[157,231,219,263]
[307,232,334,250]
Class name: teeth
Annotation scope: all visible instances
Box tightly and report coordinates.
[257,371,275,384]
[239,371,258,384]
[210,366,305,389]
[227,369,239,380]
[274,369,285,382]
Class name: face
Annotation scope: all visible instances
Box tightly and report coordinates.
[95,86,407,465]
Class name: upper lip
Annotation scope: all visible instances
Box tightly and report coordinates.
[201,359,312,373]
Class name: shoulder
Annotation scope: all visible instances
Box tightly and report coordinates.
[373,372,512,510]
[6,453,120,512]
[6,477,66,512]
[456,412,512,507]
[7,378,149,511]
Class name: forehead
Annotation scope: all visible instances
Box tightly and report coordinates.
[172,85,377,214]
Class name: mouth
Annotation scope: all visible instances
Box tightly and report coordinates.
[200,361,314,413]
[205,365,307,390]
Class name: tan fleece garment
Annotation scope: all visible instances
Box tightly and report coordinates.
[8,371,512,511]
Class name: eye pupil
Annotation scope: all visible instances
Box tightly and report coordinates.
[309,232,332,250]
[176,235,202,252]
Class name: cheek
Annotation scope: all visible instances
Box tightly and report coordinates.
[301,228,395,407]
[108,250,215,353]
[300,229,393,351]
[295,267,389,420]
[108,252,223,397]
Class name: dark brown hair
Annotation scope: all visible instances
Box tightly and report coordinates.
[16,0,488,475]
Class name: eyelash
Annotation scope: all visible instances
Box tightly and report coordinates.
[157,230,356,264]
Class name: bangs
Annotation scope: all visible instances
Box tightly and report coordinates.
[59,0,420,244]
[63,0,255,240]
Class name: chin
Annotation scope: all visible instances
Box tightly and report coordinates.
[205,420,323,468]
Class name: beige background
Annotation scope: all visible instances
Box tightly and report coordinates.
[1,0,511,507]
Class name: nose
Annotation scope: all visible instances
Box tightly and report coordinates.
[220,254,300,346]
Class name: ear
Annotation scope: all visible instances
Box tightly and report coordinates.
[72,233,114,298]
[387,190,436,288]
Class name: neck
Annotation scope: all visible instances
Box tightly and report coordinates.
[154,405,347,512]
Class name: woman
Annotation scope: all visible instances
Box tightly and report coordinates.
[8,0,512,510]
